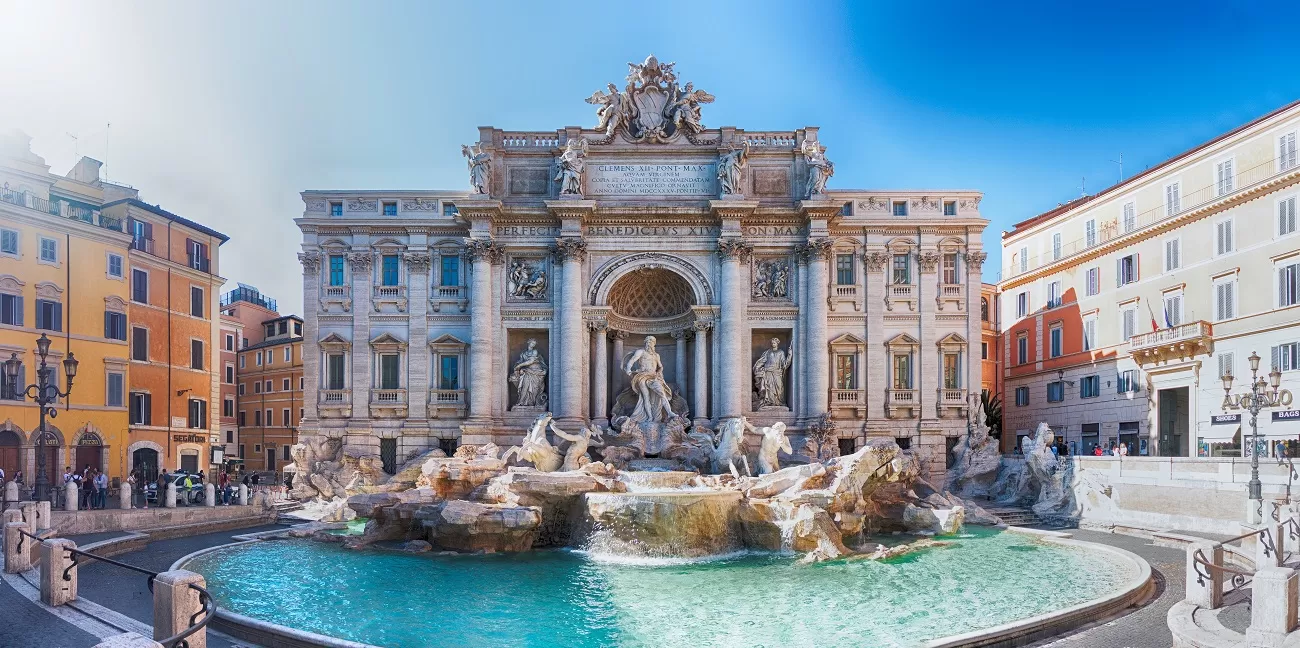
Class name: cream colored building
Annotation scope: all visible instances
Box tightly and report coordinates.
[999,100,1300,458]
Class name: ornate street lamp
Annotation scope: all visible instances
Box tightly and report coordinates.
[1221,351,1292,522]
[3,333,78,503]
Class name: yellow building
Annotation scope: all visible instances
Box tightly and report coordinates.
[0,131,133,489]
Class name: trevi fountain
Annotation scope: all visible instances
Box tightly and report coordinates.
[185,57,1146,647]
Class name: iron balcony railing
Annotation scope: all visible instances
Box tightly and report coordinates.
[0,188,123,232]
[1128,321,1213,352]
[187,252,210,273]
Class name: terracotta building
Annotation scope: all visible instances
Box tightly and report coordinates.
[979,282,1001,401]
[236,315,304,472]
[218,312,242,468]
[106,198,228,477]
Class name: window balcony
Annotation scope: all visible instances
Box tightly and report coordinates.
[318,389,352,418]
[372,285,408,313]
[429,388,467,419]
[187,252,211,273]
[936,283,966,312]
[1128,320,1213,365]
[886,284,916,312]
[431,285,468,313]
[0,188,122,232]
[830,389,865,418]
[830,284,861,312]
[936,387,969,419]
[370,388,408,418]
[131,237,155,254]
[320,285,352,313]
[885,388,918,419]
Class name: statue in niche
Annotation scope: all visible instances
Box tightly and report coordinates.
[624,336,675,425]
[509,339,548,410]
[751,260,790,299]
[555,138,588,196]
[801,138,834,198]
[753,337,793,409]
[507,260,547,300]
[717,141,750,196]
[461,143,492,194]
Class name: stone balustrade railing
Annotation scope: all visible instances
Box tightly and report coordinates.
[371,388,406,404]
[887,389,917,404]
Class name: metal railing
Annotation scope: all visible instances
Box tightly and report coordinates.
[1192,526,1276,598]
[186,253,210,273]
[60,543,214,648]
[1005,154,1297,279]
[0,188,123,232]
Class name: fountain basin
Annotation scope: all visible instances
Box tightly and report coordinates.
[582,490,742,559]
[183,527,1148,648]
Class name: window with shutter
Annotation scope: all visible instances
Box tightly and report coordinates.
[1163,293,1182,326]
[1085,220,1096,247]
[1052,233,1061,260]
[1083,317,1096,351]
[1164,239,1180,271]
[0,293,21,326]
[1216,220,1234,255]
[1215,280,1236,320]
[1166,182,1181,215]
[1218,353,1234,380]
[1018,247,1027,273]
[1280,262,1299,307]
[1122,308,1136,340]
[1281,197,1297,236]
[1086,267,1100,296]
[1122,201,1136,232]
[1275,343,1300,371]
[1216,159,1234,196]
[1282,132,1298,172]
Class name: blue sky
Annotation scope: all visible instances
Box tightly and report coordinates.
[2,1,1297,315]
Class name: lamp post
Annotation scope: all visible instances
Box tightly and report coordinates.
[3,334,79,503]
[1221,351,1289,523]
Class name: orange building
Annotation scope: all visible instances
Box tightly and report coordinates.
[218,312,242,468]
[236,315,303,472]
[103,199,228,478]
[979,283,1002,400]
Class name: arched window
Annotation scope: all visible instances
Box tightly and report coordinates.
[980,297,990,322]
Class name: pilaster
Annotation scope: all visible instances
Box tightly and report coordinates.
[553,236,589,424]
[298,251,322,427]
[918,247,941,419]
[864,250,889,420]
[591,318,609,425]
[716,237,752,419]
[464,238,503,422]
[405,251,432,421]
[801,237,834,421]
[348,249,374,419]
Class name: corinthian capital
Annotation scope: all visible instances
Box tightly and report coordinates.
[917,250,941,273]
[463,238,504,264]
[346,251,373,272]
[298,251,322,275]
[798,237,835,262]
[551,237,588,263]
[965,251,987,271]
[862,251,889,272]
[404,252,432,273]
[715,238,752,262]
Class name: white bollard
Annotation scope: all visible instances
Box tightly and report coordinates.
[204,484,216,507]
[238,484,248,506]
[92,633,164,647]
[3,481,16,506]
[40,538,77,606]
[65,482,78,512]
[1246,566,1299,645]
[164,483,177,508]
[152,570,207,648]
[1185,541,1224,609]
[4,520,32,573]
[119,484,132,510]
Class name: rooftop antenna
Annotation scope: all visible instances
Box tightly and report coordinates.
[1079,176,1087,196]
[1110,153,1124,183]
[66,132,78,159]
[104,122,110,182]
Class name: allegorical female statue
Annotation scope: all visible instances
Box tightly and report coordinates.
[555,138,588,196]
[509,339,548,409]
[623,336,675,425]
[462,142,492,194]
[753,337,793,409]
[800,138,834,198]
[717,141,749,196]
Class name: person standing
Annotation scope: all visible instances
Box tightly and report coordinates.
[94,470,108,509]
[126,471,138,509]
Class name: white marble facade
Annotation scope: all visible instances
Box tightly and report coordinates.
[295,59,988,479]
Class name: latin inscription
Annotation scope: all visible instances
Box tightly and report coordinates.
[495,225,563,237]
[586,225,719,237]
[588,164,716,196]
[743,225,805,237]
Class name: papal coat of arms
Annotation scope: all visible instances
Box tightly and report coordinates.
[585,55,715,144]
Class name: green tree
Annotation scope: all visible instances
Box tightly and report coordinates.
[980,391,1002,439]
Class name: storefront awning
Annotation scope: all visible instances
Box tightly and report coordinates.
[1199,425,1239,442]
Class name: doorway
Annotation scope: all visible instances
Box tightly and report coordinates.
[266,447,277,472]
[0,430,19,478]
[180,453,199,473]
[75,433,103,474]
[1157,387,1190,457]
[132,448,159,482]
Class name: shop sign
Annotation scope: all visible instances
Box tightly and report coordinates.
[172,434,205,443]
[1210,414,1241,425]
[1273,410,1300,423]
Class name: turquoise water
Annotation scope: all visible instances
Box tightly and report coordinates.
[187,528,1127,648]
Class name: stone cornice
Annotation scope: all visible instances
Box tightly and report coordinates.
[709,199,760,220]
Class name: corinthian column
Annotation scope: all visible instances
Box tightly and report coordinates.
[553,237,588,424]
[298,251,322,426]
[803,238,834,420]
[716,238,752,419]
[692,321,711,424]
[347,250,374,419]
[672,330,688,395]
[591,319,609,425]
[464,239,501,420]
[405,251,432,421]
